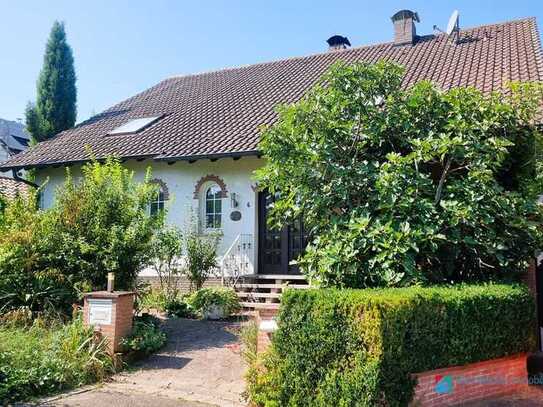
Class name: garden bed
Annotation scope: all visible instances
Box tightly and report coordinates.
[0,316,115,403]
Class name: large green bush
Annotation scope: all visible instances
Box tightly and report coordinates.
[0,316,114,403]
[248,284,536,406]
[255,61,543,287]
[0,157,162,314]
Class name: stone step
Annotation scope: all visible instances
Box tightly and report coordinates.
[243,274,307,281]
[236,283,284,289]
[237,291,281,299]
[236,283,311,289]
[240,301,280,310]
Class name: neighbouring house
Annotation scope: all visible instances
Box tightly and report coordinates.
[0,176,30,201]
[0,118,30,162]
[0,118,31,200]
[1,11,542,303]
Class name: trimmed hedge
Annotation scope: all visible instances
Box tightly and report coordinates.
[248,284,536,406]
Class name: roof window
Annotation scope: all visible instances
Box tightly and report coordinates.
[108,116,162,135]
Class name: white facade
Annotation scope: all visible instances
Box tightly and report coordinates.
[35,156,264,277]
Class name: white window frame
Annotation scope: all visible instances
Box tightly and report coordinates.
[201,183,223,231]
[149,188,166,216]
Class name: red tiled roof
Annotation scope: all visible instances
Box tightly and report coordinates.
[0,176,31,200]
[2,17,542,170]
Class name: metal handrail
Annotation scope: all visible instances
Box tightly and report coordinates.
[221,233,254,286]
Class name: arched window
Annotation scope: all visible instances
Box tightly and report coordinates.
[148,179,169,216]
[204,184,222,229]
[149,188,166,216]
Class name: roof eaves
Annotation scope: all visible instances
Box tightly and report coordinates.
[153,150,261,163]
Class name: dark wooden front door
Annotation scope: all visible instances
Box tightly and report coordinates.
[258,192,308,275]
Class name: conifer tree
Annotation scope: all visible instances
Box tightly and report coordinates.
[26,21,77,141]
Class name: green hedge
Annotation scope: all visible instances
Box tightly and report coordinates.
[248,284,536,406]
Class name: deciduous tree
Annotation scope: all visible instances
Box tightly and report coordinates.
[256,61,543,287]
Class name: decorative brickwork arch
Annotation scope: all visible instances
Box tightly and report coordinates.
[150,178,170,200]
[193,175,228,199]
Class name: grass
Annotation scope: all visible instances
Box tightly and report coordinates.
[0,314,115,403]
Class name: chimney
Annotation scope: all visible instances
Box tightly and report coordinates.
[326,35,351,51]
[391,10,419,45]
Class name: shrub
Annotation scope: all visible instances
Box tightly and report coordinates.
[120,315,167,355]
[137,286,168,313]
[149,226,184,299]
[0,157,163,315]
[164,296,195,318]
[248,284,536,406]
[255,61,543,287]
[48,157,162,290]
[185,232,219,291]
[188,287,241,317]
[0,316,114,403]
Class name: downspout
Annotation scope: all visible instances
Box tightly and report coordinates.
[12,169,39,189]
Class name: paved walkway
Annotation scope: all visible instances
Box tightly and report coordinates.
[43,318,247,407]
[461,387,543,406]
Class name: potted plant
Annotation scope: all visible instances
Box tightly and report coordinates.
[188,287,241,319]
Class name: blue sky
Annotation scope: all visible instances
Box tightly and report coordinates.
[1,1,542,123]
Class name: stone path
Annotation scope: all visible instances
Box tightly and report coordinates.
[42,318,247,407]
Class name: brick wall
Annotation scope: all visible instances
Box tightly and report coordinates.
[412,354,528,406]
[138,276,223,293]
[83,291,135,353]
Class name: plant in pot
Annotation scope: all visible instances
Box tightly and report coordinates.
[188,287,241,319]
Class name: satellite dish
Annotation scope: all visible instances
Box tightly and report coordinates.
[446,10,459,36]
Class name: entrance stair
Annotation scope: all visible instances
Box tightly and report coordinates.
[232,274,310,315]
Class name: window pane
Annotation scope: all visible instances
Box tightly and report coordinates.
[206,199,214,214]
[215,198,222,214]
[207,185,221,199]
[214,214,222,228]
[206,215,214,228]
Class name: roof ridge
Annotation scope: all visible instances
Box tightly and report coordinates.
[165,17,538,82]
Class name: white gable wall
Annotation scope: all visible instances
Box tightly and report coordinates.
[35,156,263,276]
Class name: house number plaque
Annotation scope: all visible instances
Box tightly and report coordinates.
[88,298,113,325]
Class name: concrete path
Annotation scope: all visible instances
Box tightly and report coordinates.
[42,318,247,407]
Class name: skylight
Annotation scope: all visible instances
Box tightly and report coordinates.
[108,116,161,135]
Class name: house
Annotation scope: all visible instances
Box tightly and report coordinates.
[1,11,542,296]
[0,119,31,200]
[0,118,30,163]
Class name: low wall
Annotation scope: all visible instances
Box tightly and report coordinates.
[412,354,529,406]
[137,276,223,293]
[255,308,279,353]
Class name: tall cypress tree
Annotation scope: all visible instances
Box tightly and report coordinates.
[26,21,77,142]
